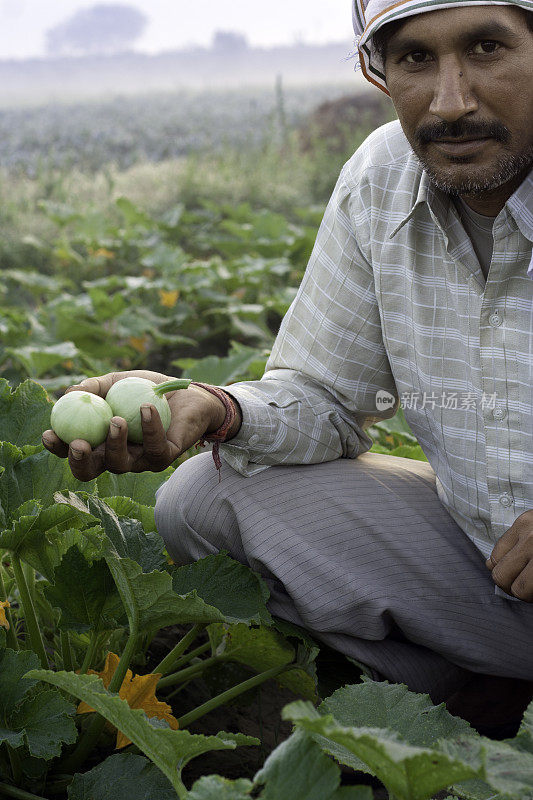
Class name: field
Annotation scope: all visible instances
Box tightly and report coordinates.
[0,85,531,800]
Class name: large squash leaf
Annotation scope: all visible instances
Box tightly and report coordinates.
[68,753,176,800]
[26,669,258,798]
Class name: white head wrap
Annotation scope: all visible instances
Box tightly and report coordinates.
[353,0,533,94]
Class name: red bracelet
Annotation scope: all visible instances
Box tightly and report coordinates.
[191,382,238,481]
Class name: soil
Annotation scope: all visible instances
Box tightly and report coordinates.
[145,625,452,798]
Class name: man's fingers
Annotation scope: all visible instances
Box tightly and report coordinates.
[67,439,106,482]
[490,549,530,594]
[137,405,179,470]
[486,527,519,570]
[66,373,120,398]
[42,429,69,458]
[104,417,136,474]
[510,561,533,602]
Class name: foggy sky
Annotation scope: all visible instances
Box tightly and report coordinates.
[0,0,353,59]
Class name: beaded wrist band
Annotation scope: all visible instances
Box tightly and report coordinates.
[190,382,238,481]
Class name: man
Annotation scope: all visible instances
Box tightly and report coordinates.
[43,0,533,732]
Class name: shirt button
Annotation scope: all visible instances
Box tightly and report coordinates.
[493,406,507,421]
[489,312,502,327]
[249,434,260,445]
[499,492,513,507]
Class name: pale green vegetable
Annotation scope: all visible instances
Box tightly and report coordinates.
[104,376,191,444]
[50,391,113,447]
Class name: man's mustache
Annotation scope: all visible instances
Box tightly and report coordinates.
[416,120,511,145]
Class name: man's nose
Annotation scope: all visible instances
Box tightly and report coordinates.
[429,59,478,121]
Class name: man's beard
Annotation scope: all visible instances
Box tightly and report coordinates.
[412,118,533,197]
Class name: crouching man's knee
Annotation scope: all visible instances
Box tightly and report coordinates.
[154,451,238,565]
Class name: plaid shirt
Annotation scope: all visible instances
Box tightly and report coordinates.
[221,119,533,567]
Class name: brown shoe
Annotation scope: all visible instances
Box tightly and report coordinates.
[445,674,533,739]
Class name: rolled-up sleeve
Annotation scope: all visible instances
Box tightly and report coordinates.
[219,159,399,476]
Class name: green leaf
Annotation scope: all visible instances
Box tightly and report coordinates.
[386,444,428,461]
[282,700,483,800]
[26,669,258,796]
[44,546,124,633]
[208,623,317,702]
[373,406,417,439]
[316,679,474,773]
[96,466,177,509]
[6,342,80,379]
[188,775,254,799]
[0,379,53,447]
[0,650,75,759]
[174,343,270,386]
[255,728,372,800]
[68,753,176,800]
[171,553,272,625]
[102,497,156,534]
[111,557,227,633]
[0,648,41,716]
[55,494,229,634]
[55,492,166,573]
[8,687,77,759]
[0,445,96,527]
[440,735,533,799]
[0,501,102,580]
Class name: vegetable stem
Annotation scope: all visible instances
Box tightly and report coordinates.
[10,555,47,669]
[60,630,74,671]
[152,378,192,397]
[107,632,138,693]
[78,631,98,674]
[6,744,22,786]
[0,558,18,651]
[177,663,294,728]
[157,653,225,689]
[169,641,211,670]
[152,623,205,676]
[61,632,139,774]
[0,782,49,800]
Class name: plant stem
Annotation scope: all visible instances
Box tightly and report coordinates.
[6,744,22,786]
[78,631,98,674]
[60,630,74,671]
[21,562,35,606]
[108,632,138,693]
[10,555,47,669]
[152,623,205,676]
[170,641,211,670]
[165,678,193,701]
[0,782,49,800]
[153,378,192,397]
[0,559,18,651]
[177,663,294,728]
[61,632,138,775]
[157,654,225,689]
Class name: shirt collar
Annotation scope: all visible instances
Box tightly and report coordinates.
[389,167,448,239]
[505,168,533,244]
[389,164,533,278]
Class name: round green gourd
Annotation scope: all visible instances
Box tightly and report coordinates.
[104,377,172,443]
[50,391,114,447]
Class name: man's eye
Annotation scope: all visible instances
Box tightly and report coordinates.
[472,40,500,54]
[404,50,430,64]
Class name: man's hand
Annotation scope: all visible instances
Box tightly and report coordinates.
[486,510,533,602]
[41,370,237,482]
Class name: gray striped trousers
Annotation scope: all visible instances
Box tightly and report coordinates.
[154,450,533,701]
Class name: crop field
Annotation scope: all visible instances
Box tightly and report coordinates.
[0,86,531,800]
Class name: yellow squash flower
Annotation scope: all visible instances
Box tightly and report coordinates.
[159,289,179,308]
[0,600,10,630]
[77,652,178,748]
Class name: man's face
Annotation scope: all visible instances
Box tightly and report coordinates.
[383,6,533,209]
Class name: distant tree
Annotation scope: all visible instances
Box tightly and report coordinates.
[46,4,148,57]
[211,30,248,53]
